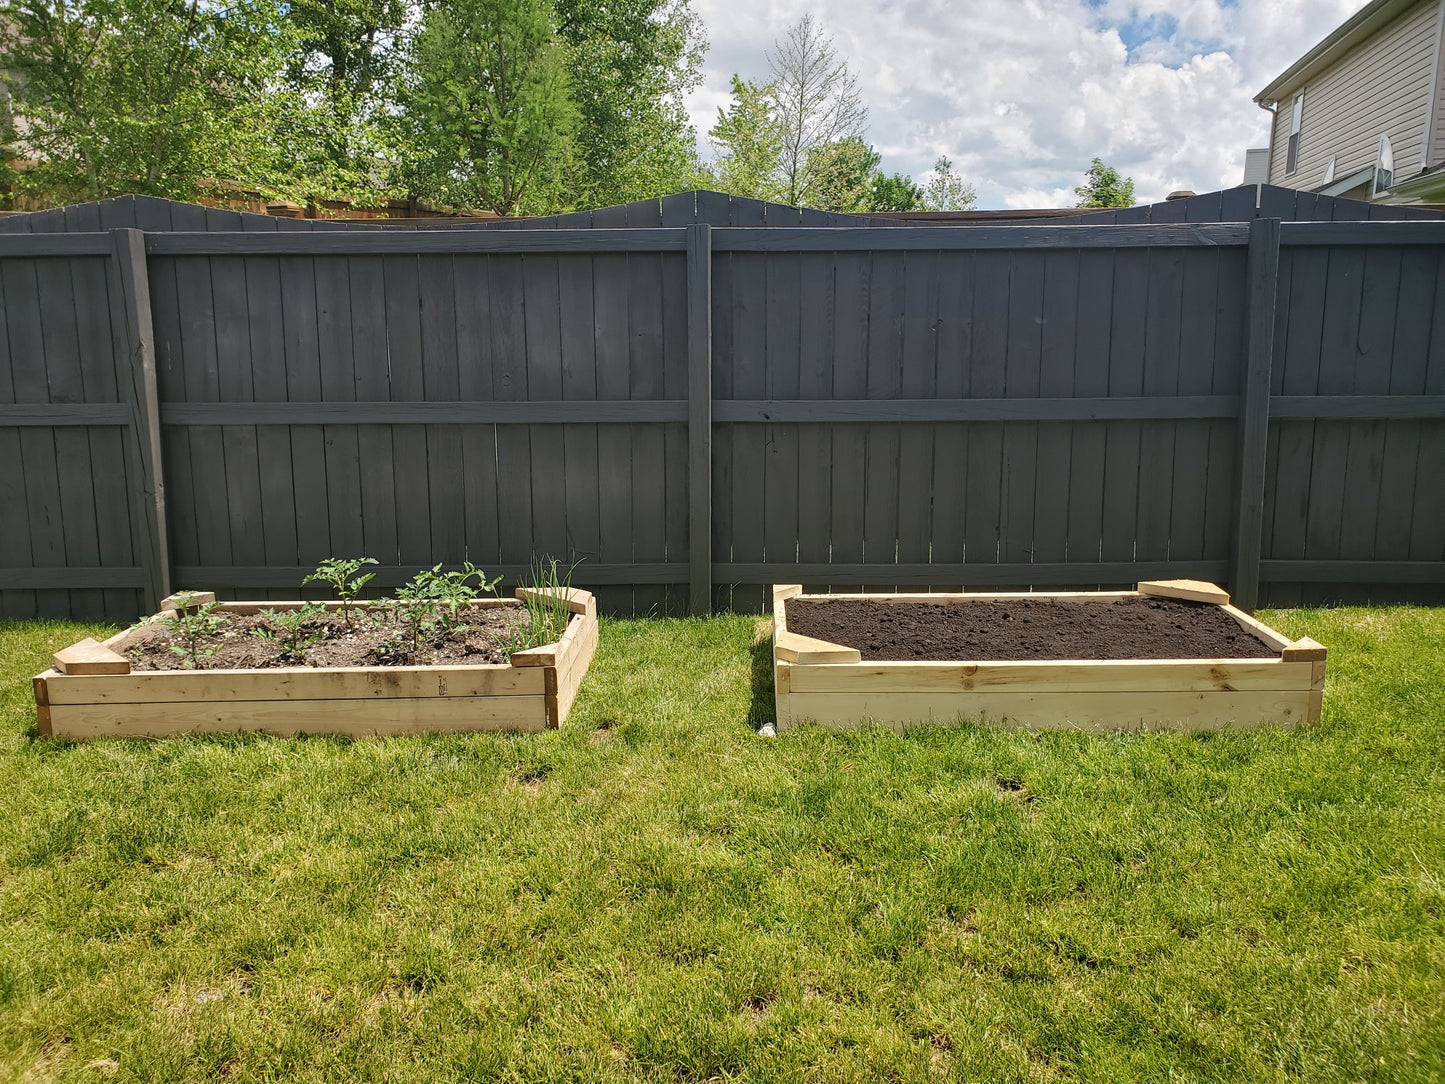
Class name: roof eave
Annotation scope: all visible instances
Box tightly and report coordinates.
[1254,0,1426,105]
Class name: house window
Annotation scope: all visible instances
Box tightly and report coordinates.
[1286,91,1303,174]
[1374,135,1394,195]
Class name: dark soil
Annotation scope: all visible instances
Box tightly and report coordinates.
[124,607,530,671]
[784,596,1277,662]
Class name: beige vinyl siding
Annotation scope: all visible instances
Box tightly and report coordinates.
[1268,0,1440,188]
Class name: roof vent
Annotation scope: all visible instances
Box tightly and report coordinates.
[1166,190,1196,201]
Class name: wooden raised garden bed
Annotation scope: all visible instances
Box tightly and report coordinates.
[771,581,1326,734]
[33,587,598,740]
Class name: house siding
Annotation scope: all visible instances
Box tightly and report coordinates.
[1268,0,1440,188]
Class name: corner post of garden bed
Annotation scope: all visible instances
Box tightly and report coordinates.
[107,227,171,613]
[1231,216,1281,613]
[686,222,713,615]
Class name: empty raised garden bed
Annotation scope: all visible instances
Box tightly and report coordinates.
[33,588,598,740]
[772,581,1326,733]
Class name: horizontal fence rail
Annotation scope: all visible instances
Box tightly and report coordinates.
[1,216,1444,622]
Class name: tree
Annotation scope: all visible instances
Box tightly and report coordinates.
[867,171,923,212]
[802,136,877,213]
[555,0,708,206]
[394,0,577,216]
[708,75,783,202]
[1074,157,1135,208]
[273,0,407,200]
[920,156,976,211]
[765,14,866,207]
[0,0,290,205]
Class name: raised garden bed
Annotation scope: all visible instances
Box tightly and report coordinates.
[771,581,1326,733]
[33,587,598,740]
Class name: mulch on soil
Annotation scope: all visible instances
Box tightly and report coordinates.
[784,596,1278,662]
[124,607,529,671]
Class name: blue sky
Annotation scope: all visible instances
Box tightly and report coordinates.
[683,0,1369,207]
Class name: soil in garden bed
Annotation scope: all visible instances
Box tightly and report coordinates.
[123,607,532,671]
[784,597,1277,662]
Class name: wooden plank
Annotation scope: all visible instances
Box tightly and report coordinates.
[34,252,104,618]
[728,240,768,611]
[1138,579,1230,604]
[1134,245,1185,566]
[1065,249,1113,571]
[53,637,131,675]
[45,694,550,740]
[1,256,57,618]
[781,689,1311,733]
[718,560,1228,585]
[966,250,1010,578]
[1031,248,1078,574]
[557,252,601,582]
[349,255,399,565]
[383,253,433,573]
[522,251,570,568]
[44,662,546,704]
[687,224,713,613]
[774,628,862,664]
[1220,603,1293,652]
[1101,247,1148,577]
[279,251,330,573]
[1281,221,1445,245]
[1168,245,1221,574]
[928,251,973,584]
[454,255,501,571]
[552,606,599,726]
[510,610,583,666]
[711,224,1251,251]
[1269,395,1445,419]
[160,400,688,424]
[591,215,634,614]
[897,250,940,579]
[772,583,804,604]
[764,248,803,599]
[1281,636,1327,661]
[3,256,42,615]
[515,585,594,615]
[625,198,668,616]
[146,230,688,255]
[659,198,692,615]
[1002,250,1045,567]
[313,255,365,558]
[0,233,114,255]
[785,658,1314,694]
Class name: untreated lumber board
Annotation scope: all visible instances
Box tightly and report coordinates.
[41,663,546,705]
[1138,579,1231,604]
[1221,604,1294,652]
[1281,636,1327,661]
[781,689,1313,734]
[44,695,550,740]
[774,628,861,664]
[52,638,130,675]
[784,658,1314,694]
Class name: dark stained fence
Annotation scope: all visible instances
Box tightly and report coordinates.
[2,199,1444,620]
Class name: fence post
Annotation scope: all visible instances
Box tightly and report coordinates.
[1231,217,1281,612]
[108,228,171,612]
[687,223,713,614]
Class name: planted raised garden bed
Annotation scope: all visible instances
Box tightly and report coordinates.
[33,587,598,740]
[772,581,1326,733]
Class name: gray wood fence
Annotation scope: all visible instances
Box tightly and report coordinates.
[2,191,1443,620]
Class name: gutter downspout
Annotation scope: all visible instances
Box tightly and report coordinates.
[1256,98,1278,206]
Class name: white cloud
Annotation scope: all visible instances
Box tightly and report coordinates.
[684,0,1370,207]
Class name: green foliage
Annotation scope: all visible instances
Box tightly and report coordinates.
[1075,156,1136,208]
[394,0,578,215]
[384,562,502,654]
[801,136,878,213]
[867,170,923,212]
[0,0,292,205]
[706,75,784,202]
[156,593,227,669]
[252,602,329,662]
[920,155,977,212]
[509,557,577,652]
[2,606,1444,1079]
[301,557,378,630]
[554,0,708,206]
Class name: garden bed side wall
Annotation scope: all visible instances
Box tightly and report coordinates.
[34,590,599,740]
[771,585,1326,734]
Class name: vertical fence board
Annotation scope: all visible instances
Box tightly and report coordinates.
[559,253,602,582]
[1066,249,1113,571]
[315,256,365,560]
[764,250,801,597]
[897,250,939,577]
[350,255,399,566]
[1002,251,1045,570]
[965,251,1010,579]
[1033,249,1078,572]
[929,252,974,588]
[454,255,502,573]
[420,254,465,568]
[864,251,905,591]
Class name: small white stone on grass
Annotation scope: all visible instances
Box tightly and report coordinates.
[757,723,777,739]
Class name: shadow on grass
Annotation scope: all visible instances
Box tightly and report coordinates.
[746,620,776,729]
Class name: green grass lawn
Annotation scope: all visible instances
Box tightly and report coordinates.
[1,607,1443,1083]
